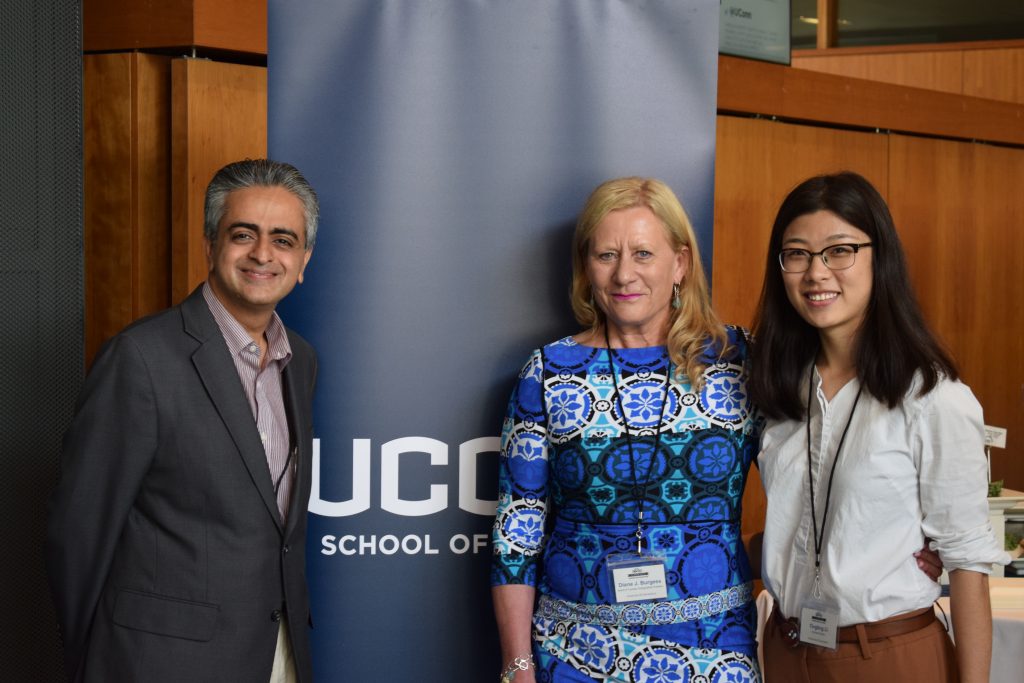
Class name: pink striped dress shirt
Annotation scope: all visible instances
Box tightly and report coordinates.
[203,283,294,521]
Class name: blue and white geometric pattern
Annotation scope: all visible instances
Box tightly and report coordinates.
[492,327,762,677]
[536,581,753,627]
[534,616,762,682]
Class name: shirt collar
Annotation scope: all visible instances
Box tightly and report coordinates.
[202,282,292,365]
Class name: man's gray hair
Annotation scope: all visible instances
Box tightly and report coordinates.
[203,159,319,250]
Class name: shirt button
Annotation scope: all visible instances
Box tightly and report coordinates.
[271,609,282,622]
[283,545,290,554]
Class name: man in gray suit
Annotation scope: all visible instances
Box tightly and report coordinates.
[47,159,320,682]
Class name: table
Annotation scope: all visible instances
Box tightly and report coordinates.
[988,490,1024,578]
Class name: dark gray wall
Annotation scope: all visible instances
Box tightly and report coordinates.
[0,1,83,680]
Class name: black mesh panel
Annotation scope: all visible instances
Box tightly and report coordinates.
[0,1,83,679]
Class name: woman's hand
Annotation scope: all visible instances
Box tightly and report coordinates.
[913,538,943,582]
[493,585,537,683]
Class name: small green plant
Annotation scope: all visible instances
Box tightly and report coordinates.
[989,479,1004,497]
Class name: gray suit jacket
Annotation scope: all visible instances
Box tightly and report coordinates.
[47,286,317,682]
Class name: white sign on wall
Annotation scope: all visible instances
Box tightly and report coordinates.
[719,0,791,65]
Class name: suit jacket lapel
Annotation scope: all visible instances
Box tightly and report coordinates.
[281,359,307,540]
[181,288,284,533]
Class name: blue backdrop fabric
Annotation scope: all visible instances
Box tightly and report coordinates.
[268,1,719,680]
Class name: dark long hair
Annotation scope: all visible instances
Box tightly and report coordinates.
[749,171,958,420]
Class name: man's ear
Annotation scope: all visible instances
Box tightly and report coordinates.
[297,248,313,284]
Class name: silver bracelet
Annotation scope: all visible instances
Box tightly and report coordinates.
[499,654,535,683]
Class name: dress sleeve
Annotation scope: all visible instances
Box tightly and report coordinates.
[491,349,549,587]
[915,379,1010,572]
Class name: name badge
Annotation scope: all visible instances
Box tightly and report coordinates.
[606,553,668,603]
[799,599,840,650]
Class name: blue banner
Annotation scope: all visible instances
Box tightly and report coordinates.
[269,1,719,679]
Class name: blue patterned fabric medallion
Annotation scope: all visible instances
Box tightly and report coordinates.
[492,328,762,682]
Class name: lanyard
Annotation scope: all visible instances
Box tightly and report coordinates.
[604,327,671,553]
[274,445,297,494]
[805,371,862,597]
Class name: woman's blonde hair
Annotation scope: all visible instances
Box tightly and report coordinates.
[570,177,726,387]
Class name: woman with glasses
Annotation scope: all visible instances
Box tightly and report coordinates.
[749,171,1008,682]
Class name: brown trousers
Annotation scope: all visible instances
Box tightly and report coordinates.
[762,607,958,682]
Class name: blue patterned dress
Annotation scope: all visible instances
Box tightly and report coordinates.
[492,328,762,683]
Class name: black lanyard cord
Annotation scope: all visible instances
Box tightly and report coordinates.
[806,373,862,572]
[604,327,672,552]
[274,445,297,494]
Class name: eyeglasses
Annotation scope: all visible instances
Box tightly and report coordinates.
[778,243,872,273]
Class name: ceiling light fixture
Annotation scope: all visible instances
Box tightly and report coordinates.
[797,15,852,26]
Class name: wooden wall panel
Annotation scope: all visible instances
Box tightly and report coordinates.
[85,0,266,54]
[83,53,172,365]
[171,59,267,303]
[963,48,1024,105]
[84,0,191,51]
[713,115,890,541]
[193,0,267,55]
[135,55,173,329]
[718,55,1024,147]
[791,51,964,95]
[84,54,133,363]
[792,42,1024,107]
[889,136,1024,488]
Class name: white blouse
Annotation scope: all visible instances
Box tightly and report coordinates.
[759,369,1009,625]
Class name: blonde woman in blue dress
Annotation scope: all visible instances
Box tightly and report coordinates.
[491,178,762,683]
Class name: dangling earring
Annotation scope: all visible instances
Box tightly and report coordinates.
[671,283,681,309]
